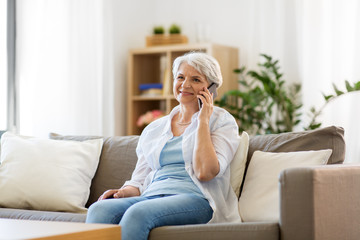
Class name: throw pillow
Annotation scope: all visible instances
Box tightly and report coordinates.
[230,131,249,198]
[0,132,103,213]
[49,132,139,207]
[239,149,332,222]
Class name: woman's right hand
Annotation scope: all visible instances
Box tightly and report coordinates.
[97,186,140,201]
[98,189,124,201]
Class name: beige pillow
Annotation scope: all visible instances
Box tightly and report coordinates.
[230,131,249,198]
[0,132,103,213]
[49,133,139,207]
[239,149,332,222]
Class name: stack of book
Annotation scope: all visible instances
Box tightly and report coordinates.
[139,83,163,96]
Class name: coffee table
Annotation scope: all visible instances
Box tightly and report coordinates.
[0,218,121,240]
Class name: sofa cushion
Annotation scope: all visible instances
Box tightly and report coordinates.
[149,221,279,240]
[247,126,345,165]
[0,132,103,213]
[239,149,332,222]
[0,208,86,222]
[49,133,139,207]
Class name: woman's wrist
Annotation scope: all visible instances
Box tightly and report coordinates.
[120,189,125,198]
[114,189,125,198]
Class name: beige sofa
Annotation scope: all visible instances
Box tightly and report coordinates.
[1,126,359,240]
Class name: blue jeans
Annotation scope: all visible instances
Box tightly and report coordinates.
[86,194,213,240]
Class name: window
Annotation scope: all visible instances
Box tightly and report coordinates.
[0,0,7,130]
[1,0,16,132]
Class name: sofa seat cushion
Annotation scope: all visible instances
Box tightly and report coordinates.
[0,208,86,222]
[149,221,279,240]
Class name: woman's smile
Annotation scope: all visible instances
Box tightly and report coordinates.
[179,90,194,96]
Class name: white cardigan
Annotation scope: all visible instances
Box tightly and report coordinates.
[123,105,241,223]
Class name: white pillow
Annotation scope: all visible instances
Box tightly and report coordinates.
[230,131,249,198]
[239,149,332,222]
[0,132,103,213]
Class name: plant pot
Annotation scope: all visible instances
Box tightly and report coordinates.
[146,34,188,47]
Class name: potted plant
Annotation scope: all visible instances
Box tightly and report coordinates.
[216,54,360,134]
[146,24,188,47]
[169,24,181,34]
[216,54,302,135]
[153,26,165,35]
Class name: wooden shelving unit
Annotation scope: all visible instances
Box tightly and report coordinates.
[127,43,239,135]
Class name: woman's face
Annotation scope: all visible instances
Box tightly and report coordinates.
[173,63,209,106]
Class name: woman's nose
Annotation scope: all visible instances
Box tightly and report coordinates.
[182,78,191,88]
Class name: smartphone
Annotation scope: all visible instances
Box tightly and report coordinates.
[198,83,218,109]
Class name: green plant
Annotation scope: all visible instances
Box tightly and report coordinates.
[153,26,165,34]
[306,80,360,130]
[217,53,360,135]
[169,24,181,34]
[216,54,302,135]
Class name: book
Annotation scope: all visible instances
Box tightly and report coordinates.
[139,83,163,91]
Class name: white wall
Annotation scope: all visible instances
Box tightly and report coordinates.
[111,0,302,135]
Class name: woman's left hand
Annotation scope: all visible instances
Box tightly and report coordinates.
[197,87,214,123]
[194,87,219,182]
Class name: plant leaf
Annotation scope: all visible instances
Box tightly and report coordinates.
[332,83,344,96]
[234,67,245,74]
[355,81,360,90]
[323,94,334,101]
[345,80,354,92]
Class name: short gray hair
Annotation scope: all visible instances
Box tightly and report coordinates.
[172,52,223,88]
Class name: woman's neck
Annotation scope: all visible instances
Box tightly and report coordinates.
[177,104,197,124]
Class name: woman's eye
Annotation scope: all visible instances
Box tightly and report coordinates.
[193,78,200,82]
[177,76,184,80]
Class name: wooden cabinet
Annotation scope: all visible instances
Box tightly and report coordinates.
[127,43,239,135]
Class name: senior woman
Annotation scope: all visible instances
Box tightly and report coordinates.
[86,52,241,240]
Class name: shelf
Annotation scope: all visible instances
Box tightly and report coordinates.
[132,95,175,101]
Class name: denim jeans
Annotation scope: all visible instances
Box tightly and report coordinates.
[86,194,213,240]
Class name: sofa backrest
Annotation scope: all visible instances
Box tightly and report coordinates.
[87,136,139,207]
[50,125,345,208]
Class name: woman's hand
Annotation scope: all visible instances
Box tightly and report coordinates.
[98,189,123,201]
[194,87,219,182]
[197,87,214,123]
[97,186,140,201]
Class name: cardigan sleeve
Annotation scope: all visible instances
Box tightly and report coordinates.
[210,109,240,177]
[122,136,152,193]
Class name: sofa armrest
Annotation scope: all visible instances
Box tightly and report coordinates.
[279,164,360,240]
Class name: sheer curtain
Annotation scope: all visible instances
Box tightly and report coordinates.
[299,0,360,163]
[0,0,8,131]
[243,0,360,163]
[16,0,114,138]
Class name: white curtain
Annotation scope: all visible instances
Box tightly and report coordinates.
[16,0,114,138]
[299,0,360,163]
[300,0,360,115]
[240,0,360,162]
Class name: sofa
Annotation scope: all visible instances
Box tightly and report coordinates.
[0,126,359,240]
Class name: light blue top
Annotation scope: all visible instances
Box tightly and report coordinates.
[142,135,204,198]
